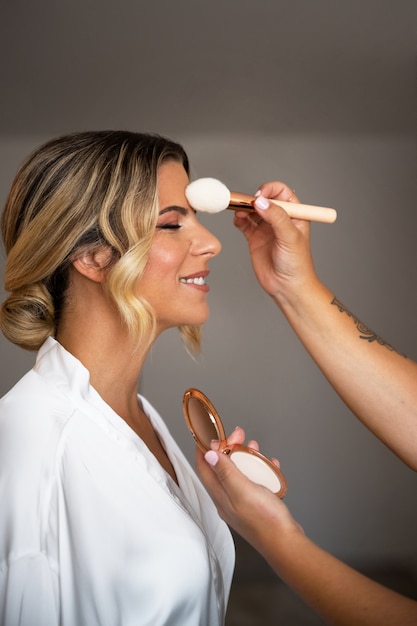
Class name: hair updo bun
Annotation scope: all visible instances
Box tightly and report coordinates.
[0,283,55,351]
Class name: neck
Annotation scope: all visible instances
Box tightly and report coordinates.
[56,269,178,483]
[57,276,152,422]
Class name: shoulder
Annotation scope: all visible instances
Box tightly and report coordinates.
[0,369,76,559]
[1,367,74,430]
[0,364,77,477]
[0,338,87,444]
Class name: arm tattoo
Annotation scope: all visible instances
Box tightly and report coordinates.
[331,296,407,358]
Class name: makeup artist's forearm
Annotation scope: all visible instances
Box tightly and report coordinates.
[274,279,417,469]
[259,531,417,626]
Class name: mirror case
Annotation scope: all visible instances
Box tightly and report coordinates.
[183,388,287,498]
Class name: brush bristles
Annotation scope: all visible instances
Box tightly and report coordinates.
[185,177,230,213]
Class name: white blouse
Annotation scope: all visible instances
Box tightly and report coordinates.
[0,338,234,626]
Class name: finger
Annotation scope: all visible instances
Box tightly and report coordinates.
[233,211,260,239]
[202,449,278,510]
[225,426,246,447]
[247,439,260,451]
[195,448,241,511]
[253,195,310,240]
[253,195,294,231]
[256,181,300,204]
[203,448,253,499]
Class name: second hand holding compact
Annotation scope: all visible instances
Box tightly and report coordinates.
[183,388,288,498]
[185,177,337,224]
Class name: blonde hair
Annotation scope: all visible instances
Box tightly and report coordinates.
[1,130,201,353]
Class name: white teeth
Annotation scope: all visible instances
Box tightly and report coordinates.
[180,276,206,285]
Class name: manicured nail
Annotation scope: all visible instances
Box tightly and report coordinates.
[254,196,269,210]
[254,189,261,197]
[205,450,219,466]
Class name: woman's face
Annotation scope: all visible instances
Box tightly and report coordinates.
[137,160,221,332]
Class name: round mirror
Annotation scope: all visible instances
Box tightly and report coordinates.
[183,388,287,498]
[186,396,221,449]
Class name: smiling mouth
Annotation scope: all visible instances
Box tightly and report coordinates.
[179,276,206,285]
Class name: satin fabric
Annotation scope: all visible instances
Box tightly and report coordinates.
[0,338,234,625]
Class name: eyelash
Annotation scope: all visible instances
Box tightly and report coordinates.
[157,223,182,230]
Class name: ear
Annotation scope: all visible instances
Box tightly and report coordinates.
[71,246,114,283]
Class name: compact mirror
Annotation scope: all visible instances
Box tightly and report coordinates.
[183,388,287,498]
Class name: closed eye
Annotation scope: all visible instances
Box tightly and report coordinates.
[156,205,187,230]
[156,223,182,230]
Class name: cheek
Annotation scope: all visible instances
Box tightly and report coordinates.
[142,246,183,281]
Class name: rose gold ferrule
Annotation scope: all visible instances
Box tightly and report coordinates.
[228,191,256,211]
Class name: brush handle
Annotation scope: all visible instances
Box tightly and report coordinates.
[270,199,337,223]
[228,192,337,223]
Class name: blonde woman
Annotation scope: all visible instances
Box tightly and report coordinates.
[0,131,238,626]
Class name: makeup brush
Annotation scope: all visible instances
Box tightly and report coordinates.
[185,177,337,223]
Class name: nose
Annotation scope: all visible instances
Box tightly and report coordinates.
[191,220,222,258]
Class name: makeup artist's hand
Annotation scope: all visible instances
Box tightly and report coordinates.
[235,182,417,471]
[197,446,417,626]
[223,425,259,451]
[196,445,301,548]
[233,181,318,305]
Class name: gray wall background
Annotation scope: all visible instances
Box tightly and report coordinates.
[1,0,417,575]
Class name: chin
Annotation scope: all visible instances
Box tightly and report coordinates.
[162,306,210,330]
[181,317,208,327]
[194,311,210,325]
[183,307,210,327]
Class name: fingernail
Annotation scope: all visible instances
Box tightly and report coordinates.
[254,189,261,197]
[254,196,269,210]
[205,450,219,466]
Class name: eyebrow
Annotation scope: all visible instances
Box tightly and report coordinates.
[158,205,196,216]
[159,205,188,216]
